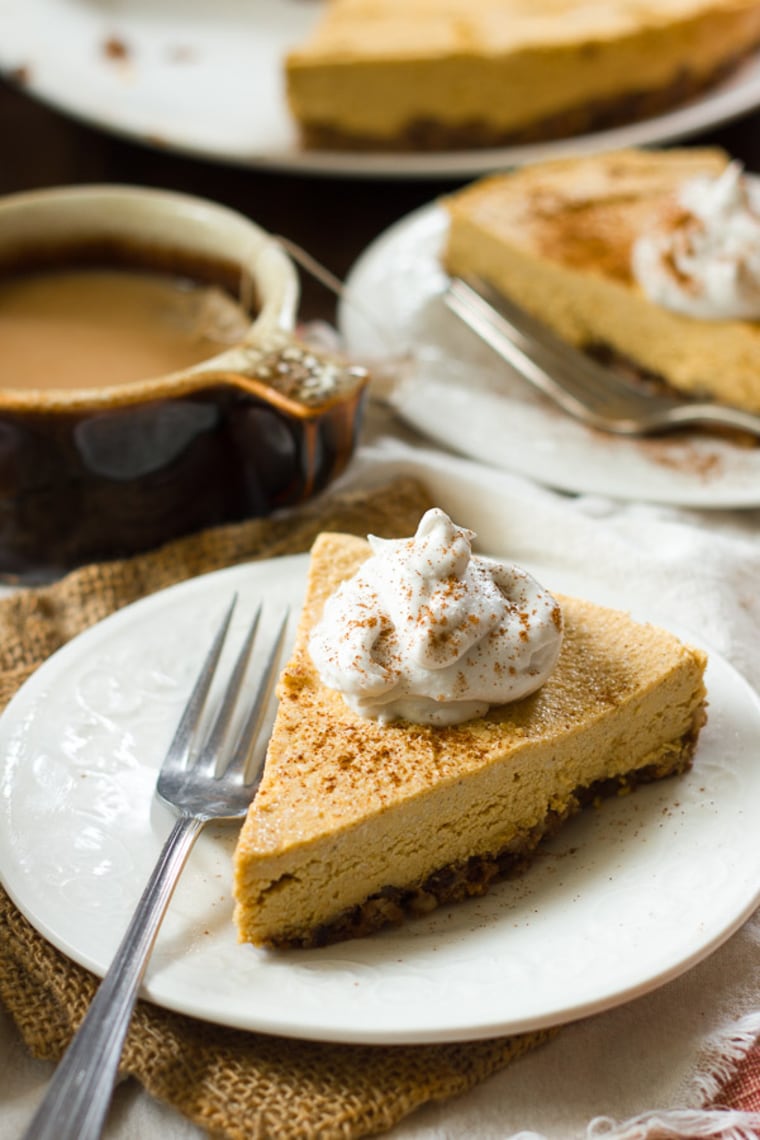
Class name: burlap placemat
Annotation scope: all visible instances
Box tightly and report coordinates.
[0,474,555,1140]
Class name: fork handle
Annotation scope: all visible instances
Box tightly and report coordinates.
[22,814,205,1140]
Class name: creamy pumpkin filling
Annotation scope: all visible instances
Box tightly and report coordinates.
[233,530,707,949]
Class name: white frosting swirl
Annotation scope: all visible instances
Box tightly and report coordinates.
[631,163,760,320]
[308,508,563,727]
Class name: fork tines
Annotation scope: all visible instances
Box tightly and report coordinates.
[161,597,287,788]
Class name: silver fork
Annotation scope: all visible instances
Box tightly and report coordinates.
[445,275,760,438]
[22,596,288,1140]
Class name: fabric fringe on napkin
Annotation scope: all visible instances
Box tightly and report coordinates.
[0,474,556,1140]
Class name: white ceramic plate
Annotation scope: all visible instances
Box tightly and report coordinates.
[341,204,760,507]
[2,547,760,1045]
[2,0,760,178]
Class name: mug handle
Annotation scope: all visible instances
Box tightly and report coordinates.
[184,330,370,418]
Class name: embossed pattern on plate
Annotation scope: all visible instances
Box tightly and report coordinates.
[341,205,760,507]
[2,551,760,1044]
[2,0,760,177]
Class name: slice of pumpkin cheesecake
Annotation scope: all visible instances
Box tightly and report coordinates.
[443,146,760,415]
[233,520,707,949]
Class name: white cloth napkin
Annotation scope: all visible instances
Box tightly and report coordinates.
[4,430,760,1140]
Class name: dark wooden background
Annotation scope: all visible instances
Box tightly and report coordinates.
[3,74,760,325]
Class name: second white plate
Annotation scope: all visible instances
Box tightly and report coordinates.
[341,204,760,508]
[2,545,760,1044]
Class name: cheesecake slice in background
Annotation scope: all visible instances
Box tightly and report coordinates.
[443,147,760,415]
[285,0,760,151]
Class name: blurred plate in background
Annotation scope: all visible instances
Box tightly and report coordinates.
[3,0,760,178]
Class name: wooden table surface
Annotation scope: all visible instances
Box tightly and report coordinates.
[3,73,760,325]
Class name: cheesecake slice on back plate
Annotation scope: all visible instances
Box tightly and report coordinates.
[443,146,760,415]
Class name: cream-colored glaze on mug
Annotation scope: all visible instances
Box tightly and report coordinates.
[0,184,301,411]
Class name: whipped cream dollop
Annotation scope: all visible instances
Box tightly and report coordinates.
[308,508,563,727]
[631,163,760,320]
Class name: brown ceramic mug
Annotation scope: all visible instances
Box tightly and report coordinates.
[0,185,368,580]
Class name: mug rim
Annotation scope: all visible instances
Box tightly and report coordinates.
[0,183,302,412]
